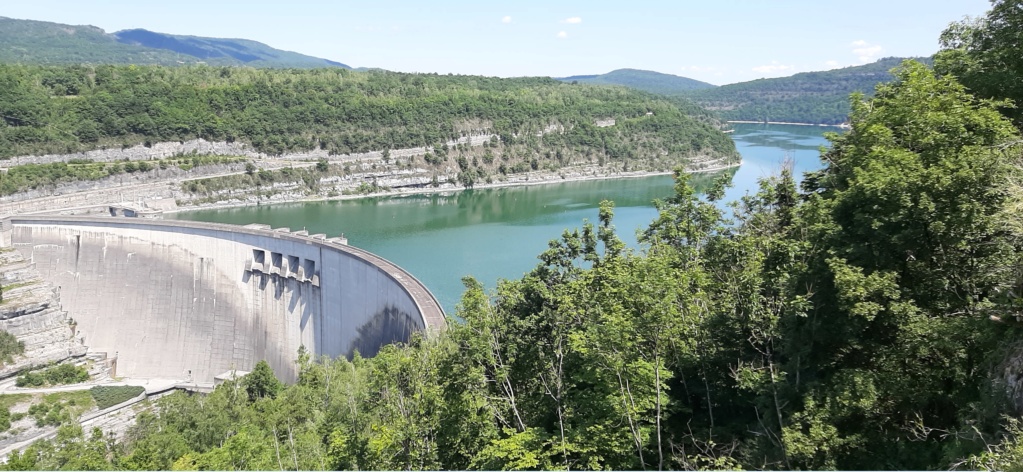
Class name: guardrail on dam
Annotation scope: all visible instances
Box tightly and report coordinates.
[2,216,446,383]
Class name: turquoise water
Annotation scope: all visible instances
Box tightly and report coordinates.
[168,123,839,313]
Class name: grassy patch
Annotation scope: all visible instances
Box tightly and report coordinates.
[0,393,32,410]
[90,385,145,410]
[27,391,95,426]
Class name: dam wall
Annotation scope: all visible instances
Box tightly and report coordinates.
[3,216,444,383]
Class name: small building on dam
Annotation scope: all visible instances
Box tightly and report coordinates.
[1,216,446,384]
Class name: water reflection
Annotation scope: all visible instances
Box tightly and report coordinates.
[170,125,836,312]
[731,123,839,151]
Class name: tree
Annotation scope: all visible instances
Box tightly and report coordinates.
[0,330,25,365]
[782,60,1022,468]
[936,0,1023,126]
[244,360,282,401]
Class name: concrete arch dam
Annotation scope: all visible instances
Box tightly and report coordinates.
[3,216,445,383]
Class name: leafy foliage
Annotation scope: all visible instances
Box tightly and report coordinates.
[243,360,281,402]
[0,330,25,365]
[936,0,1023,126]
[25,391,94,428]
[16,363,90,388]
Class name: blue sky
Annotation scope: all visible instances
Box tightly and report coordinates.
[2,0,993,85]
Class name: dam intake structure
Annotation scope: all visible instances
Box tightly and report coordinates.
[1,216,445,384]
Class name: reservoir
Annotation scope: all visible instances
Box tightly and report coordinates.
[169,123,839,313]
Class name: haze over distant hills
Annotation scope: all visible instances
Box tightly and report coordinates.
[113,29,349,68]
[682,57,932,125]
[0,17,348,68]
[557,69,716,95]
[554,59,929,125]
[1,16,927,125]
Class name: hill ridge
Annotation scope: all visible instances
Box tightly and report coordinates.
[556,68,716,95]
[0,17,349,68]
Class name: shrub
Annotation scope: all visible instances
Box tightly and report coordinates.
[16,363,89,387]
[89,386,145,410]
[28,401,71,426]
[0,331,25,365]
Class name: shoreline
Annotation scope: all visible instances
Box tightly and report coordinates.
[728,120,850,129]
[162,161,741,215]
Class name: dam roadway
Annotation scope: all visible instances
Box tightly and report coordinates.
[2,216,445,384]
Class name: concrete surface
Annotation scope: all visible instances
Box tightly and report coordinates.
[3,216,445,383]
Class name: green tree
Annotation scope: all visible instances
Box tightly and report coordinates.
[244,361,282,402]
[0,330,25,365]
[936,0,1023,126]
[784,61,1022,468]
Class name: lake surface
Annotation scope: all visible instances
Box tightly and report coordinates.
[168,123,839,313]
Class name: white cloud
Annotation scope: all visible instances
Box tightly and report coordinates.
[561,17,582,24]
[557,31,568,38]
[851,40,883,63]
[751,61,792,74]
[501,16,512,24]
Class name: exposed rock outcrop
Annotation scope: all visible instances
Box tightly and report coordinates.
[0,247,86,379]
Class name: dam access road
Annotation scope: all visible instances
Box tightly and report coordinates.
[2,216,446,385]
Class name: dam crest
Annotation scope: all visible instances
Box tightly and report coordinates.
[1,216,445,384]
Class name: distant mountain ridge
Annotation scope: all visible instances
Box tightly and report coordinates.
[557,68,716,95]
[113,29,349,68]
[0,17,348,68]
[683,57,933,125]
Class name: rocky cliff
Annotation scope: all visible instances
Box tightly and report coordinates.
[0,246,86,378]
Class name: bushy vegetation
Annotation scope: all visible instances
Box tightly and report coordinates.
[0,331,25,365]
[28,401,73,427]
[25,391,94,428]
[16,364,89,388]
[89,386,145,410]
[0,156,243,196]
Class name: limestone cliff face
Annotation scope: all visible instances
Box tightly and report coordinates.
[0,248,86,378]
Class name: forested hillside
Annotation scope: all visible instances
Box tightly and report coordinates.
[558,69,716,95]
[6,1,1023,469]
[112,29,350,68]
[0,17,348,68]
[684,57,931,124]
[0,65,738,172]
[8,57,1023,470]
[0,17,189,66]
